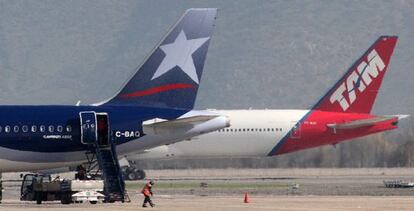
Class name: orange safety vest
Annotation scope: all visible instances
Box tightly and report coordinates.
[141,183,152,196]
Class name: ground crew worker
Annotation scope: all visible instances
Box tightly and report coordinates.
[75,164,86,180]
[141,180,154,207]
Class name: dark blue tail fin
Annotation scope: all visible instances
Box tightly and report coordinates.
[98,8,217,109]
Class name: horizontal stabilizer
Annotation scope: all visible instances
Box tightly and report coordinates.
[386,114,410,120]
[327,116,400,130]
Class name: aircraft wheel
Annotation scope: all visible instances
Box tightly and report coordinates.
[135,169,146,180]
[126,170,137,180]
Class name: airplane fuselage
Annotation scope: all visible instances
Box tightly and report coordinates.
[132,109,398,160]
[0,106,228,172]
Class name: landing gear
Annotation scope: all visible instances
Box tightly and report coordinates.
[122,167,146,180]
[135,169,146,180]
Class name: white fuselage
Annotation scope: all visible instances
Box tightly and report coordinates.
[129,110,308,160]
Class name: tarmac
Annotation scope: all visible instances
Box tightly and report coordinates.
[2,168,414,210]
[1,196,414,211]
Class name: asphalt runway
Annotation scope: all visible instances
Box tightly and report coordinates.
[2,168,414,210]
[1,196,414,211]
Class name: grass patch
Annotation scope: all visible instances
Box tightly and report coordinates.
[126,181,289,190]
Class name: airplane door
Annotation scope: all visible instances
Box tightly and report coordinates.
[290,121,301,139]
[80,111,97,144]
[96,113,110,147]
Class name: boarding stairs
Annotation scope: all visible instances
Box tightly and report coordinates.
[80,111,129,203]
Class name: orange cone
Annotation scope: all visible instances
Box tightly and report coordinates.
[244,192,250,203]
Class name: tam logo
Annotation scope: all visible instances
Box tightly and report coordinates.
[329,49,385,111]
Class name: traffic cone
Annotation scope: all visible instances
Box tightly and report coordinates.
[244,192,250,203]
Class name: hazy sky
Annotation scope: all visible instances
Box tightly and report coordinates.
[0,0,412,118]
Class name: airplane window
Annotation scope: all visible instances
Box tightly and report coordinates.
[230,129,233,132]
[31,125,37,132]
[280,128,282,131]
[247,129,249,132]
[267,128,270,132]
[66,125,72,132]
[48,126,54,132]
[57,125,63,132]
[5,126,10,133]
[40,125,46,132]
[13,126,19,133]
[259,129,262,132]
[22,125,28,133]
[0,126,2,133]
[243,129,245,132]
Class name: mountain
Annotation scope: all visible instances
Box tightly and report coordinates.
[0,0,413,167]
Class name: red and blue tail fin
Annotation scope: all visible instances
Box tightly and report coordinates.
[98,8,217,109]
[312,36,398,114]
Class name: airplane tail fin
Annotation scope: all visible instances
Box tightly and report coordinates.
[97,8,217,109]
[312,36,398,114]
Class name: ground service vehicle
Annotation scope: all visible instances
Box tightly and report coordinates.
[20,174,104,204]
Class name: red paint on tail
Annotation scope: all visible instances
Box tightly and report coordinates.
[313,36,397,114]
[268,36,400,156]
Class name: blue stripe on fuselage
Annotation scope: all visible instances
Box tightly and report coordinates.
[0,105,187,152]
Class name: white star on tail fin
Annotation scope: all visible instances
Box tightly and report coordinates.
[151,30,210,84]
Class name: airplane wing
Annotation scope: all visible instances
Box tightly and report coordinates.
[327,115,409,130]
[143,114,227,135]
